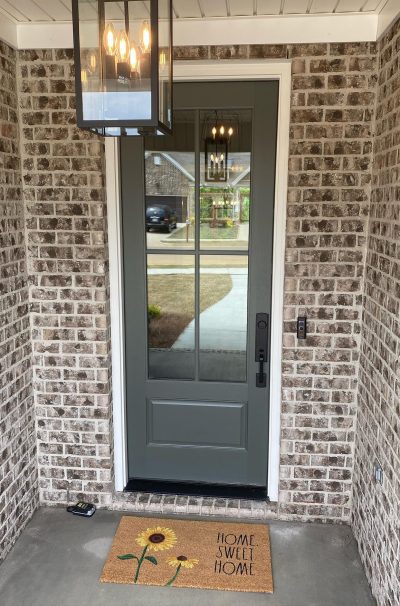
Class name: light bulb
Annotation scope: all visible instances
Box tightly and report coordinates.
[210,153,214,162]
[89,53,97,74]
[159,50,166,65]
[220,153,224,161]
[117,30,130,62]
[141,20,151,52]
[220,125,225,135]
[81,69,88,86]
[212,126,217,137]
[228,127,233,136]
[103,23,116,56]
[130,45,138,71]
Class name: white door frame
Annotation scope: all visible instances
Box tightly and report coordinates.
[106,60,291,502]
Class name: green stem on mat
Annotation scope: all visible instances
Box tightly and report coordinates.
[134,545,148,583]
[165,563,182,586]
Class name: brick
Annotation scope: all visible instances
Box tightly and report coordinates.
[210,45,248,59]
[310,59,346,73]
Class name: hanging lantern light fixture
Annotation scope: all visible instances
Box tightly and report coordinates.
[72,0,173,136]
[205,112,234,183]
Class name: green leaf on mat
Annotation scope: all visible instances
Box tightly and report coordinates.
[118,554,137,560]
[144,556,158,565]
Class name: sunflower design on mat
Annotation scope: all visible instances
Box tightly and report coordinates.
[118,526,177,583]
[165,555,199,586]
[136,527,177,552]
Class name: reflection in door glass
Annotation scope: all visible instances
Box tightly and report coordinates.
[144,108,251,383]
[147,254,195,380]
[199,255,248,382]
[145,111,195,251]
[200,110,252,251]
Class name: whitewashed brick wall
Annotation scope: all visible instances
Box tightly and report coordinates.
[17,42,378,523]
[18,49,113,508]
[352,17,400,606]
[0,40,37,563]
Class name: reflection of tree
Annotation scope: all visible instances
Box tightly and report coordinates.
[239,188,250,222]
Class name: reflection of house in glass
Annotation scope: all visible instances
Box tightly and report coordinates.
[145,151,195,223]
[145,150,251,232]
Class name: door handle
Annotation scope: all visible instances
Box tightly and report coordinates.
[255,313,269,388]
[257,352,266,388]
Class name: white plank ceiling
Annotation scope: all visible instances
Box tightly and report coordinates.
[0,0,391,22]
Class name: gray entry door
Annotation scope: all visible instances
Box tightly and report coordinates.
[121,81,278,488]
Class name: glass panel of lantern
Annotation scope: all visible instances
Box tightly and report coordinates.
[72,0,173,136]
[158,0,172,131]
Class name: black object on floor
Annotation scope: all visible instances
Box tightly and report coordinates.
[66,501,96,517]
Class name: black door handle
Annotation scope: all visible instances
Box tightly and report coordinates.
[257,352,266,388]
[255,313,269,388]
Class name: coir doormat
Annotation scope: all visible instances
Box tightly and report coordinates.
[100,515,273,593]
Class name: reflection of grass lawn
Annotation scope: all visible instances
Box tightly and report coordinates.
[148,274,232,348]
[168,224,239,240]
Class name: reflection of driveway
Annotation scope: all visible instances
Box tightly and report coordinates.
[146,223,184,248]
[172,268,247,352]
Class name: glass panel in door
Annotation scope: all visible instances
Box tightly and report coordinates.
[145,110,196,381]
[147,254,195,380]
[200,109,251,251]
[144,107,252,384]
[145,110,195,251]
[199,255,248,382]
[198,109,251,382]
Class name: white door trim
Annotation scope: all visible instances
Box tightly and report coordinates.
[106,60,291,502]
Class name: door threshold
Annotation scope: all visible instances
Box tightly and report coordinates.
[124,479,269,501]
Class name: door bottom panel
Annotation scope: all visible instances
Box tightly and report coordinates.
[132,442,250,485]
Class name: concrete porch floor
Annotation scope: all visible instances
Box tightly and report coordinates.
[0,508,375,606]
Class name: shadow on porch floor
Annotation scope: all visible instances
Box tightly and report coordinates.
[0,508,375,606]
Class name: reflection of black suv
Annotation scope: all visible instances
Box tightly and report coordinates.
[146,205,177,232]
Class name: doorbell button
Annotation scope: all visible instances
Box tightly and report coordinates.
[297,316,307,340]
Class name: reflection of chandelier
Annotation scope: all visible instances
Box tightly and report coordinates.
[204,112,234,182]
[209,150,225,179]
[211,124,234,138]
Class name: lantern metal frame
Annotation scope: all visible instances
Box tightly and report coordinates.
[72,0,173,136]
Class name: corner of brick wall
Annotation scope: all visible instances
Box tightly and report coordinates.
[0,40,38,562]
[351,18,400,606]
